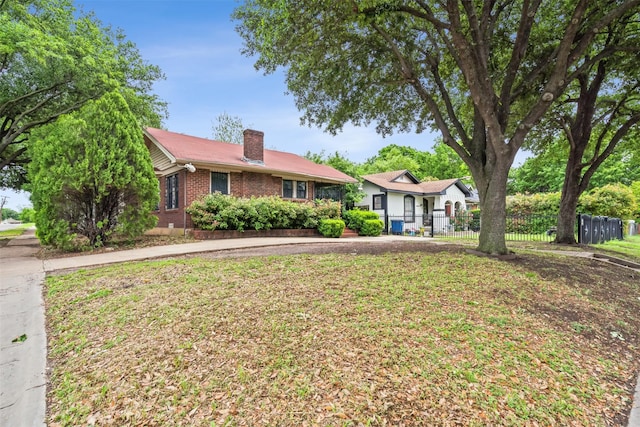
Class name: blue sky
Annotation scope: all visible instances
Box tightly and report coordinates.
[4,0,445,210]
[80,0,438,157]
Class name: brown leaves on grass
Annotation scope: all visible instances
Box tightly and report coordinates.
[45,245,640,426]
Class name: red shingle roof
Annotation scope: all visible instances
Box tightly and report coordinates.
[362,170,470,196]
[145,128,357,184]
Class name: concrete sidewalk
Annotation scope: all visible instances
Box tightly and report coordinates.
[0,230,46,427]
[41,234,410,272]
[2,230,639,426]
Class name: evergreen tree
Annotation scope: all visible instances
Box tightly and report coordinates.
[29,92,159,247]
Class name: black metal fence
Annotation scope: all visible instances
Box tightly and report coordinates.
[577,214,623,244]
[382,212,624,243]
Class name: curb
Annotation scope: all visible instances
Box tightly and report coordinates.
[630,374,640,427]
[592,253,640,271]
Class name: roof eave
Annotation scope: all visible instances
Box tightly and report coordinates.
[144,129,177,164]
[174,158,357,184]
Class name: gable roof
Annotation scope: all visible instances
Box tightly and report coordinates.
[362,170,471,197]
[144,128,357,184]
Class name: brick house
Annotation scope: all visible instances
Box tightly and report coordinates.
[144,127,358,233]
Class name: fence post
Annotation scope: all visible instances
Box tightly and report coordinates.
[429,213,434,237]
[577,214,582,244]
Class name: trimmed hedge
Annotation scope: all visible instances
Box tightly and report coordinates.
[318,219,346,238]
[359,219,384,236]
[343,209,381,234]
[186,193,342,231]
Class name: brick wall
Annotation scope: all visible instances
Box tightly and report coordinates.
[155,171,186,228]
[154,169,317,229]
[239,172,281,197]
[243,129,264,162]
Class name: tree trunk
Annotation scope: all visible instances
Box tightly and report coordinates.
[474,161,511,255]
[556,137,586,244]
[556,166,581,244]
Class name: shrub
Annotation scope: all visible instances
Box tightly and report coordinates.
[579,183,636,219]
[343,209,381,233]
[318,219,345,238]
[506,192,561,216]
[186,193,342,231]
[359,219,384,236]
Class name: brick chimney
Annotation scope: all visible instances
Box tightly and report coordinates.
[243,129,264,164]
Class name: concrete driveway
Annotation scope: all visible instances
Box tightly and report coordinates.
[0,228,46,427]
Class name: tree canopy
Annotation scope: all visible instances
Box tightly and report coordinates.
[234,0,640,254]
[0,0,166,188]
[522,10,640,242]
[211,112,248,144]
[28,91,159,248]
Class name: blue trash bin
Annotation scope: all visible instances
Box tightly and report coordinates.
[391,220,404,235]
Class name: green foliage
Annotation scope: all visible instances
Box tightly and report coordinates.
[359,219,384,236]
[317,219,345,238]
[28,91,159,248]
[579,184,636,219]
[211,112,247,144]
[19,207,35,223]
[505,193,561,234]
[469,210,481,232]
[506,193,561,216]
[631,182,640,219]
[304,151,364,207]
[1,207,19,220]
[234,1,637,255]
[509,141,640,195]
[358,143,470,182]
[0,0,166,189]
[343,209,381,234]
[186,193,342,231]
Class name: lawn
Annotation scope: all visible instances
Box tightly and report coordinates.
[592,234,640,262]
[45,244,639,426]
[0,223,33,237]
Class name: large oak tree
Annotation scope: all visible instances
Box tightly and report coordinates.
[528,14,640,243]
[0,0,166,188]
[234,0,640,254]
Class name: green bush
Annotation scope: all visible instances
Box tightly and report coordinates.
[469,209,481,231]
[318,219,345,238]
[343,209,380,233]
[506,192,561,215]
[359,219,384,236]
[579,183,636,219]
[186,193,342,231]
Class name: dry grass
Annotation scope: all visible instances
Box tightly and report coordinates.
[46,248,639,426]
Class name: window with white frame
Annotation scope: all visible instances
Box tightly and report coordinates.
[210,172,229,194]
[166,173,179,210]
[282,179,307,199]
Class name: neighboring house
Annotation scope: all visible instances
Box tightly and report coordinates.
[144,128,358,232]
[356,170,472,234]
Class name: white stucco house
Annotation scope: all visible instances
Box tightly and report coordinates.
[356,170,472,234]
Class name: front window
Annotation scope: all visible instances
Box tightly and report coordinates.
[283,179,307,199]
[373,194,384,210]
[404,195,415,222]
[211,172,229,194]
[166,174,179,210]
[296,181,307,199]
[283,180,294,198]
